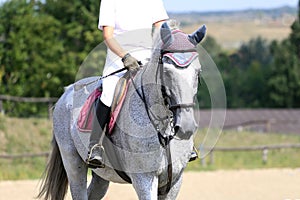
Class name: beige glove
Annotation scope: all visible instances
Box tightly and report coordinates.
[121,53,140,71]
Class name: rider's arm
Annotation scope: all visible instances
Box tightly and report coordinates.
[102,26,127,58]
[102,26,139,70]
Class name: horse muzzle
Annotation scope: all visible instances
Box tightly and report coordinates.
[174,111,198,140]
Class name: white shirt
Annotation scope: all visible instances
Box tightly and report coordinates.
[98,0,169,71]
[98,0,169,107]
[98,0,169,36]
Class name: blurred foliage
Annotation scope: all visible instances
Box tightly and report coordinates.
[0,0,300,116]
[198,1,300,108]
[0,0,104,117]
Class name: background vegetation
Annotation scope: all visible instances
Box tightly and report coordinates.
[0,0,104,116]
[197,4,300,108]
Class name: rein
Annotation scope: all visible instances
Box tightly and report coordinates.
[74,67,128,91]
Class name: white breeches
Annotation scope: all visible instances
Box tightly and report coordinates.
[100,49,151,107]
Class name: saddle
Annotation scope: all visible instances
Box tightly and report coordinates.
[77,72,131,134]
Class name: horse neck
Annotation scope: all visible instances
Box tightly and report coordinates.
[139,50,163,99]
[132,51,171,125]
[141,50,162,85]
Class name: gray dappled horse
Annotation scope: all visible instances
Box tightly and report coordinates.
[38,22,206,200]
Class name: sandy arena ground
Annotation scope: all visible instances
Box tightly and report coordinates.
[0,169,300,200]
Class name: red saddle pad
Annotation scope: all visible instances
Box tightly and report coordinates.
[77,76,131,134]
[77,88,102,133]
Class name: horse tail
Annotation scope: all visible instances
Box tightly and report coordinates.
[37,136,68,200]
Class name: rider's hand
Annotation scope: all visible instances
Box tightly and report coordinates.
[121,53,140,71]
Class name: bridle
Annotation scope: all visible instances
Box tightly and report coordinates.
[159,48,198,112]
[130,47,199,147]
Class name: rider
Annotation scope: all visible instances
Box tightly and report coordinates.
[86,0,169,168]
[86,0,198,168]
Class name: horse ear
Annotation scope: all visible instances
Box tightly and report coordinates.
[160,22,174,48]
[188,24,207,45]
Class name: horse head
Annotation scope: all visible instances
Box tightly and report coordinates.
[158,21,206,140]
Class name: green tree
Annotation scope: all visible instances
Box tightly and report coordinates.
[41,0,105,78]
[234,37,272,70]
[218,37,272,108]
[268,40,300,107]
[0,0,67,116]
[290,0,300,58]
[239,60,270,107]
[202,35,222,59]
[268,1,300,108]
[0,0,105,116]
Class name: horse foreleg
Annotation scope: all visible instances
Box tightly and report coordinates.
[131,172,158,200]
[158,175,183,200]
[87,171,110,200]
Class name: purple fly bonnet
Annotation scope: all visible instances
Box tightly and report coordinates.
[160,23,206,68]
